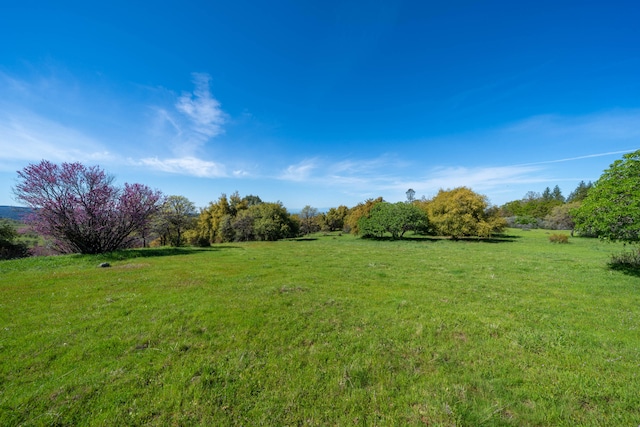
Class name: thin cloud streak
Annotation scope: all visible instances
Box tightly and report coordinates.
[516,149,639,166]
[379,165,546,198]
[505,111,640,141]
[138,156,227,178]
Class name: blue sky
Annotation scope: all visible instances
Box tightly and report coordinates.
[1,1,639,210]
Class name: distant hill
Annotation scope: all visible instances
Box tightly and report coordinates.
[0,206,33,221]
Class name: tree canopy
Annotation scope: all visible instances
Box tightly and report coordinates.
[424,187,506,239]
[573,150,640,244]
[318,205,349,232]
[298,205,320,235]
[358,202,428,239]
[155,195,196,247]
[345,197,384,235]
[13,161,163,254]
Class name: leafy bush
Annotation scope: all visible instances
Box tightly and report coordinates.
[608,250,640,271]
[513,215,540,229]
[549,233,569,244]
[0,220,30,260]
[0,241,30,260]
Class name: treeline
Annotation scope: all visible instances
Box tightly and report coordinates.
[5,159,602,257]
[498,181,593,231]
[154,186,509,247]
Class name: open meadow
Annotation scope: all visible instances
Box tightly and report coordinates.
[1,229,639,426]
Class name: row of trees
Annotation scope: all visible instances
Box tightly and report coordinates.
[10,150,640,255]
[350,187,506,240]
[10,160,509,254]
[499,182,593,231]
[194,194,298,243]
[184,186,507,245]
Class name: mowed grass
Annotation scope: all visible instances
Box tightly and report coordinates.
[1,229,639,426]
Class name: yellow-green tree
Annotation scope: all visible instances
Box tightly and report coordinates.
[319,205,349,232]
[425,187,505,239]
[345,197,384,235]
[196,194,231,243]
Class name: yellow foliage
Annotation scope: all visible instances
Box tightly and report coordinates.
[345,197,384,235]
[425,187,505,238]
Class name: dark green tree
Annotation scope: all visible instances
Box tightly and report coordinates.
[552,185,565,202]
[243,194,263,206]
[251,202,298,241]
[231,210,256,241]
[358,202,428,239]
[573,150,640,243]
[345,197,384,235]
[567,180,593,203]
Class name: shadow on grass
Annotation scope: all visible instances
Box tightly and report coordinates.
[362,234,519,243]
[609,264,640,277]
[457,235,521,244]
[102,246,239,261]
[608,251,640,277]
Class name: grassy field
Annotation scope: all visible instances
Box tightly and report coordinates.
[1,229,639,426]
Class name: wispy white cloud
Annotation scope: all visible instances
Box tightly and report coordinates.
[279,159,319,181]
[0,111,114,171]
[138,156,226,178]
[165,72,227,155]
[176,73,225,137]
[279,155,406,188]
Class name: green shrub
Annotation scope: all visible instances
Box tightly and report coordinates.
[609,250,640,270]
[549,233,569,244]
[0,220,30,260]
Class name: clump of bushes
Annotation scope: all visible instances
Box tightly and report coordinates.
[549,233,569,244]
[0,220,30,260]
[609,250,640,271]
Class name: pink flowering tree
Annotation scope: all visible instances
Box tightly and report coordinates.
[14,160,164,254]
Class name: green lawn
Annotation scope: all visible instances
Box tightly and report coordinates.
[1,229,639,426]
